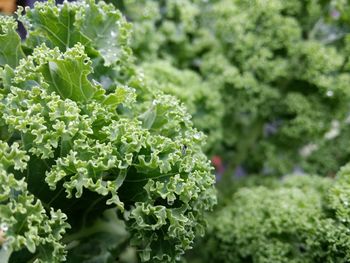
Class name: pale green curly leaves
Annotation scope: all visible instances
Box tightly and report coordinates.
[24,0,131,67]
[0,16,24,68]
[0,141,69,263]
[0,1,217,262]
[37,44,97,102]
[206,175,350,263]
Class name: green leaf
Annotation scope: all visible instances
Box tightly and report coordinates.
[26,0,90,51]
[0,16,24,68]
[38,44,97,102]
[66,209,130,263]
[0,154,69,263]
[78,0,132,66]
[0,2,217,262]
[138,103,157,129]
[0,246,13,263]
[25,0,131,67]
[101,86,129,108]
[0,65,15,91]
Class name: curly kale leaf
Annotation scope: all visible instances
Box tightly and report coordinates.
[0,16,24,68]
[0,141,69,263]
[205,175,350,263]
[0,1,217,262]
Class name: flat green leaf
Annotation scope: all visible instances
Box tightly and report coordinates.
[0,246,13,263]
[138,104,157,130]
[38,44,97,102]
[0,16,24,68]
[78,0,131,66]
[26,0,90,51]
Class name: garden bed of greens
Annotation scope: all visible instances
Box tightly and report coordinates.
[1,0,350,262]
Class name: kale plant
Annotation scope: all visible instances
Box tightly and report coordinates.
[201,0,350,175]
[120,0,350,176]
[116,0,224,154]
[0,1,216,262]
[203,174,350,263]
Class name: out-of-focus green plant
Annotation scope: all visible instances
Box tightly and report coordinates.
[0,1,217,262]
[201,0,350,175]
[200,174,350,263]
[330,163,350,225]
[119,0,350,176]
[116,0,217,69]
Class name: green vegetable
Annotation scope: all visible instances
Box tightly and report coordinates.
[203,175,350,263]
[0,1,216,262]
[121,0,350,176]
[141,60,223,153]
[202,0,350,175]
[118,0,223,154]
[0,142,69,263]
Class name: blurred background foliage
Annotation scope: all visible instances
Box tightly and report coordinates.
[119,0,350,178]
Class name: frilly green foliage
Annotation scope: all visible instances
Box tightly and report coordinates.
[120,0,350,176]
[330,163,350,224]
[141,60,223,152]
[201,0,350,174]
[0,1,216,262]
[117,0,224,153]
[118,0,215,68]
[0,17,24,68]
[0,141,69,263]
[203,175,350,263]
[101,1,350,262]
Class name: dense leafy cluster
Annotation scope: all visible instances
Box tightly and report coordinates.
[0,1,216,262]
[141,60,223,152]
[202,0,350,175]
[117,0,224,153]
[116,0,214,68]
[120,0,350,176]
[2,0,350,262]
[203,175,350,263]
[0,142,69,263]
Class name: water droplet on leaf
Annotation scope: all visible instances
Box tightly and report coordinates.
[193,133,202,140]
[326,90,334,97]
[0,223,8,232]
[110,31,117,37]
